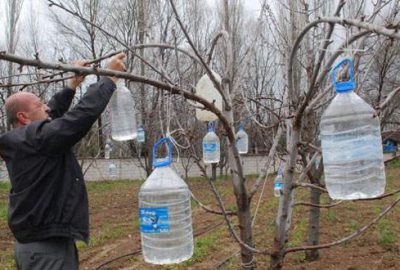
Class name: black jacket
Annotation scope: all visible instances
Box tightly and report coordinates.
[0,77,116,243]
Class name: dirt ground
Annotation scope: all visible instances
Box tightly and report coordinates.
[0,165,399,270]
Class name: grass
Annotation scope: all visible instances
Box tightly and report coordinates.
[378,219,397,247]
[86,179,142,192]
[88,225,130,248]
[0,181,10,191]
[0,201,7,222]
[1,168,400,269]
[326,209,337,222]
[0,182,9,222]
[288,217,307,249]
[188,234,218,262]
[0,250,16,270]
[387,158,400,168]
[166,234,219,270]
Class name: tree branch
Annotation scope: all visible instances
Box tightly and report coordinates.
[285,196,400,254]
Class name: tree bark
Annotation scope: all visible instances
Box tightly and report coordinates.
[305,188,321,261]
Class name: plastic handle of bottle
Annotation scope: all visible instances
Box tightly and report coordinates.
[330,58,356,92]
[152,137,173,167]
[208,121,215,132]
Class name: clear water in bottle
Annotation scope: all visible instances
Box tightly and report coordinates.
[104,138,112,159]
[320,59,385,200]
[139,138,193,264]
[236,124,249,154]
[110,81,137,141]
[203,122,220,163]
[274,168,283,197]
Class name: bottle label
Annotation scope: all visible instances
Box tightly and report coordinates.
[137,133,145,142]
[274,183,283,189]
[203,143,217,153]
[139,207,170,233]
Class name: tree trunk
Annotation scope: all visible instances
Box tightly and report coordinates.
[305,188,321,261]
[270,127,300,270]
[211,163,217,181]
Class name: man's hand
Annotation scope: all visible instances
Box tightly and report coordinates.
[68,60,90,90]
[106,53,127,83]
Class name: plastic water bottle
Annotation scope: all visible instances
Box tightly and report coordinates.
[139,137,194,264]
[274,167,283,197]
[137,125,145,143]
[104,138,112,159]
[108,161,117,179]
[110,81,137,141]
[236,124,249,154]
[320,58,385,200]
[203,122,220,164]
[195,71,222,122]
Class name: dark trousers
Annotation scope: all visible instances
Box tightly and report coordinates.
[15,237,79,270]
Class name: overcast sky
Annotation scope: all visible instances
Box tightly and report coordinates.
[0,0,262,52]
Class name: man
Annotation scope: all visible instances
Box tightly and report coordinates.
[0,52,126,269]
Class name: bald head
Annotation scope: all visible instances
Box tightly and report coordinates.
[5,92,50,128]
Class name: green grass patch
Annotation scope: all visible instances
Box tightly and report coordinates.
[86,179,142,192]
[163,234,218,270]
[0,249,16,270]
[326,209,336,222]
[0,200,8,222]
[288,217,307,248]
[387,158,400,168]
[0,181,10,191]
[89,224,132,248]
[378,219,397,246]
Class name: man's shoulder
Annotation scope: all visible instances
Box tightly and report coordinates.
[0,120,49,143]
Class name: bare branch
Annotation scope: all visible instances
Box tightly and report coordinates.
[285,196,400,254]
[294,201,343,208]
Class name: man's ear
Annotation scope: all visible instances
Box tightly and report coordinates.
[16,111,31,126]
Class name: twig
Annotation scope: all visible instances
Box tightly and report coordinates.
[375,85,400,115]
[354,188,400,201]
[190,191,237,216]
[285,196,400,254]
[168,0,231,110]
[294,182,328,193]
[47,0,174,84]
[294,201,343,208]
[192,159,271,256]
[249,125,283,200]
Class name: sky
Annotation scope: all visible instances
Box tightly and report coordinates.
[206,0,262,15]
[0,0,262,52]
[0,0,52,51]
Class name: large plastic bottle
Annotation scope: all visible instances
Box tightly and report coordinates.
[110,81,137,141]
[236,124,249,154]
[104,138,112,159]
[202,122,220,164]
[273,167,283,197]
[139,137,194,264]
[320,58,386,200]
[137,125,145,143]
[108,161,117,179]
[195,71,222,122]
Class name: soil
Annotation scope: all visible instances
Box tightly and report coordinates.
[0,167,399,270]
